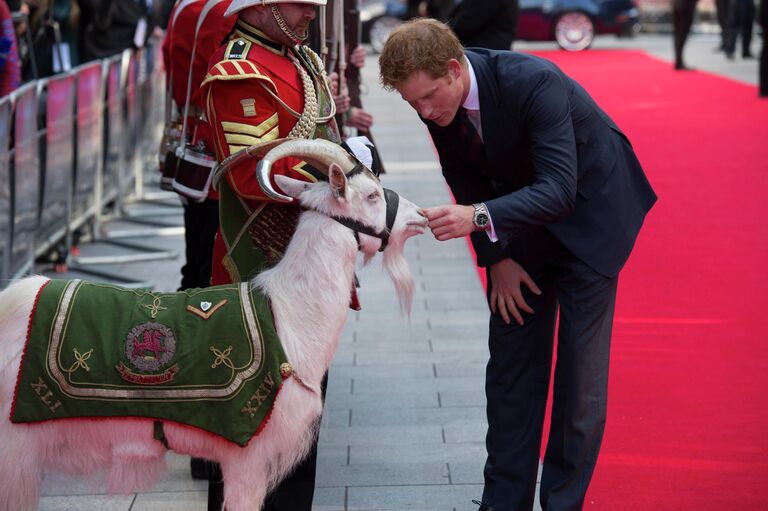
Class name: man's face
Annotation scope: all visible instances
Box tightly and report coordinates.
[276,3,317,41]
[395,61,465,127]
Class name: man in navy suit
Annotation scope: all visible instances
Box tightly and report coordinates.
[379,19,656,511]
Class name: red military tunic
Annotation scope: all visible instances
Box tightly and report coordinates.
[201,19,342,287]
[164,0,235,200]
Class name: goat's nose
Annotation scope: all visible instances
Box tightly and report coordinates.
[418,208,427,218]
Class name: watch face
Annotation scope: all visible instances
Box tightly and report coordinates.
[475,213,489,227]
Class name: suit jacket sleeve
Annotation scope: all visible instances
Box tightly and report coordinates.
[484,67,578,238]
[429,123,508,268]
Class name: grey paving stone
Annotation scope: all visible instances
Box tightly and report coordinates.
[439,389,487,410]
[37,495,135,511]
[444,421,490,445]
[323,387,439,411]
[316,462,450,487]
[346,484,485,511]
[321,408,353,429]
[328,363,437,381]
[354,351,489,367]
[131,491,208,511]
[447,461,486,485]
[348,443,487,466]
[434,362,489,379]
[430,338,489,352]
[349,406,484,428]
[317,444,352,466]
[319,425,444,446]
[311,486,346,511]
[334,339,433,358]
[352,376,485,396]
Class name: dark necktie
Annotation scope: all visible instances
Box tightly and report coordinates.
[456,107,485,164]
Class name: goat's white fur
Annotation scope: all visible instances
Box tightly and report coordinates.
[0,169,426,511]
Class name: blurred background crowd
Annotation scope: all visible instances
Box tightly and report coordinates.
[0,0,765,98]
[0,0,176,96]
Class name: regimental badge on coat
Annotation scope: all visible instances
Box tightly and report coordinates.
[241,98,256,117]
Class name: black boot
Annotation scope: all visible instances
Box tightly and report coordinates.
[472,499,498,511]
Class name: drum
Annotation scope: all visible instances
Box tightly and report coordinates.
[172,145,216,202]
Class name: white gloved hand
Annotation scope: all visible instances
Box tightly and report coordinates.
[344,136,374,169]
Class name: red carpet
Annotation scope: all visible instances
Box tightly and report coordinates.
[468,50,768,509]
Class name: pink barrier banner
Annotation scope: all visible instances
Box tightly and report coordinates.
[102,56,123,204]
[72,62,103,225]
[0,96,10,279]
[39,73,75,244]
[10,82,39,277]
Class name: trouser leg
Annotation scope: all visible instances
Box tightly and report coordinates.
[179,198,219,290]
[741,0,755,55]
[481,251,558,511]
[539,255,618,511]
[760,31,768,96]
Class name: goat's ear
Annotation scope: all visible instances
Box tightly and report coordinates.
[329,162,348,201]
[274,174,310,199]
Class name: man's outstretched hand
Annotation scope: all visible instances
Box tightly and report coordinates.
[423,205,475,241]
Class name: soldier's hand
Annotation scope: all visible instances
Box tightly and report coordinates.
[328,72,340,95]
[334,92,351,114]
[349,45,366,68]
[346,107,373,130]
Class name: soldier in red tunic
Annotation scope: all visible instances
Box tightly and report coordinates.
[200,1,353,509]
[163,0,235,291]
[201,0,345,290]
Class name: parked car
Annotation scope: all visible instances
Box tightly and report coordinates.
[361,0,408,53]
[518,0,640,51]
[361,0,639,52]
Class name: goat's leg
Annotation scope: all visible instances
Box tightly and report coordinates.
[0,426,43,511]
[106,439,167,493]
[219,457,271,511]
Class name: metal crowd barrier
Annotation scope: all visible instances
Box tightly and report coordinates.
[0,40,181,289]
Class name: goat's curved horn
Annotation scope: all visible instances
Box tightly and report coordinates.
[255,138,359,203]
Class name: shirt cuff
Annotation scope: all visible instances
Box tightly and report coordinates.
[484,211,499,242]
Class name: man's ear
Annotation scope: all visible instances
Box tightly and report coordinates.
[329,162,348,201]
[447,58,463,81]
[274,174,310,200]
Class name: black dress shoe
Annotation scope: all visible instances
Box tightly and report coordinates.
[743,53,755,59]
[472,499,498,511]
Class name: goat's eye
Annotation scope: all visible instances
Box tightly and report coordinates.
[367,192,379,201]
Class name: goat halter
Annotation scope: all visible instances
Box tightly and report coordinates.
[329,187,400,253]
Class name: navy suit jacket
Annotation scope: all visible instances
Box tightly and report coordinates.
[425,49,657,277]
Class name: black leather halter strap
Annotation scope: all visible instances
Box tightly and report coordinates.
[329,187,399,252]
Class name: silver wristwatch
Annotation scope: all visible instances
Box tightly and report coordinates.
[472,203,490,230]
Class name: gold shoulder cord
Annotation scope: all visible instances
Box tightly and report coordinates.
[255,46,337,139]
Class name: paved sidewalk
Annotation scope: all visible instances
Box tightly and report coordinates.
[36,33,761,510]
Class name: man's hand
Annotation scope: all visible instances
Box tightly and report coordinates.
[346,107,374,130]
[423,205,475,241]
[349,45,366,68]
[328,72,351,113]
[489,258,542,325]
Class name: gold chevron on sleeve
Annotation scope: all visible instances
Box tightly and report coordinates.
[222,113,278,137]
[228,144,249,154]
[291,162,319,183]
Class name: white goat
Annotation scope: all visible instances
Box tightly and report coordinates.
[0,139,427,511]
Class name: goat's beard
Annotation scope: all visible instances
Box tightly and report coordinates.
[378,239,415,316]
